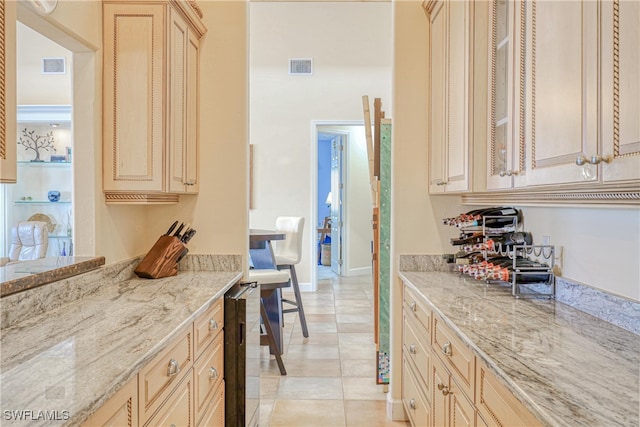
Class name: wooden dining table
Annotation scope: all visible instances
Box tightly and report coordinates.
[249,229,287,354]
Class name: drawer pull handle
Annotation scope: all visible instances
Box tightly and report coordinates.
[409,344,417,355]
[167,359,180,377]
[442,342,452,356]
[409,398,416,410]
[209,319,218,330]
[209,367,219,380]
[437,383,452,396]
[410,302,417,312]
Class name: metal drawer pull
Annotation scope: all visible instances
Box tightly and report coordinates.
[409,344,417,355]
[167,359,180,377]
[410,302,417,312]
[437,383,452,396]
[209,319,218,330]
[409,399,416,410]
[209,367,219,380]
[442,342,452,356]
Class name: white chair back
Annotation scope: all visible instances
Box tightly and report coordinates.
[9,221,49,262]
[274,216,304,265]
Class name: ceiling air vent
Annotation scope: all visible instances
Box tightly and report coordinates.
[42,58,66,75]
[289,58,313,76]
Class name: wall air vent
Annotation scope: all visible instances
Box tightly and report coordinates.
[42,58,66,74]
[289,58,313,76]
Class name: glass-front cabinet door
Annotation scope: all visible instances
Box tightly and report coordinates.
[487,0,525,190]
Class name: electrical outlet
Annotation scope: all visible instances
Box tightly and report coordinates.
[542,235,551,246]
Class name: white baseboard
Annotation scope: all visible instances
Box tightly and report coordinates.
[387,394,407,422]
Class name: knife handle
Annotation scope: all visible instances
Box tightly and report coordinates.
[165,221,179,236]
[173,223,185,238]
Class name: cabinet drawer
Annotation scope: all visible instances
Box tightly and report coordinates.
[144,369,194,427]
[404,285,431,333]
[139,327,193,424]
[194,331,224,424]
[194,298,223,357]
[196,382,224,427]
[403,312,430,390]
[432,314,475,401]
[476,362,541,427]
[402,355,430,427]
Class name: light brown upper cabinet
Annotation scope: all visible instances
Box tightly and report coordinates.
[522,0,600,187]
[0,0,17,184]
[600,0,640,183]
[426,0,474,194]
[486,0,526,190]
[103,0,205,204]
[483,0,639,200]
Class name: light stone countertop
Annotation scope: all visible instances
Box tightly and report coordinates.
[0,269,242,426]
[399,271,639,427]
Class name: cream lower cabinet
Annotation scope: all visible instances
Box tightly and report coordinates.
[102,0,205,204]
[0,0,17,184]
[402,283,541,427]
[82,298,224,427]
[425,0,474,194]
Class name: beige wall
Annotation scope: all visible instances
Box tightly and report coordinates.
[249,1,392,286]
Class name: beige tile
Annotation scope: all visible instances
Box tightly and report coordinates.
[260,399,275,427]
[344,400,410,427]
[339,333,375,345]
[304,313,337,323]
[270,400,346,427]
[335,305,372,315]
[338,322,373,333]
[277,358,341,377]
[277,377,343,400]
[343,377,387,401]
[289,331,339,345]
[261,377,281,399]
[286,344,340,360]
[341,359,377,378]
[339,342,377,360]
[336,313,374,324]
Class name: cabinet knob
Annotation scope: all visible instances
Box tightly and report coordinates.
[410,301,417,312]
[437,383,452,396]
[436,180,449,186]
[167,358,181,377]
[185,180,196,186]
[499,169,519,177]
[576,155,612,166]
[209,367,219,380]
[409,398,416,410]
[209,319,218,331]
[409,344,417,355]
[442,342,452,356]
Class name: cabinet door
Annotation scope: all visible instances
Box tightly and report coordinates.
[445,0,472,193]
[428,0,472,194]
[428,0,447,193]
[0,0,16,184]
[168,8,199,194]
[431,353,449,427]
[82,377,138,427]
[486,0,526,190]
[601,0,640,183]
[103,3,165,193]
[523,0,599,187]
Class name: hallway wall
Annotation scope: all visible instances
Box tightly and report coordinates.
[249,2,392,286]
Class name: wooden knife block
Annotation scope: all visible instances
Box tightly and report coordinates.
[134,235,188,279]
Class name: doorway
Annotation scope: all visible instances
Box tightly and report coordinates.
[314,123,373,283]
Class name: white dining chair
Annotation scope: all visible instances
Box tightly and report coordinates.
[273,216,308,338]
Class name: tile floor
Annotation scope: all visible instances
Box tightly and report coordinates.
[259,266,409,427]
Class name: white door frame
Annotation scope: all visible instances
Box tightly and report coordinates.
[311,120,362,289]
